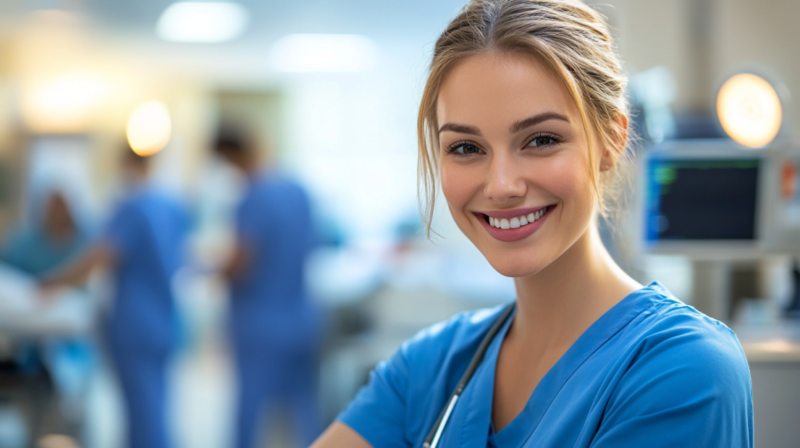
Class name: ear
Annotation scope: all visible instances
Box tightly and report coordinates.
[599,114,628,172]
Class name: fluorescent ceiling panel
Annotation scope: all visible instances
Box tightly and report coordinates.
[156,2,249,43]
[270,34,379,73]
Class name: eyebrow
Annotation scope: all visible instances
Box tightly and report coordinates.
[438,123,481,136]
[437,111,570,136]
[510,112,570,133]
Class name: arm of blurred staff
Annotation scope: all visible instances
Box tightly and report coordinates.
[38,244,114,297]
[311,422,372,448]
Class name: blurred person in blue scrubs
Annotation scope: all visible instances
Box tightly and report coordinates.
[40,144,189,448]
[312,1,753,447]
[214,129,322,448]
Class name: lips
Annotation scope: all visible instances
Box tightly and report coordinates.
[473,205,554,242]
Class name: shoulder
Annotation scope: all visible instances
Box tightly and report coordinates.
[612,284,751,411]
[1,226,33,245]
[110,190,185,227]
[116,188,157,211]
[0,227,35,259]
[135,189,188,216]
[337,305,510,447]
[595,284,753,446]
[109,194,143,222]
[359,304,509,392]
[255,173,308,198]
[633,285,749,377]
[396,304,508,376]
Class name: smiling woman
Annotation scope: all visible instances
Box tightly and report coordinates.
[312,1,753,447]
[437,52,605,279]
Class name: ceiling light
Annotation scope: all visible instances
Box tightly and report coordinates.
[20,73,108,133]
[127,101,171,156]
[270,34,379,73]
[156,2,249,43]
[716,72,783,149]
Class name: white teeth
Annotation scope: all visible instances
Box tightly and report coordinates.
[489,207,548,230]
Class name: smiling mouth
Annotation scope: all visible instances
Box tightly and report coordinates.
[480,206,551,230]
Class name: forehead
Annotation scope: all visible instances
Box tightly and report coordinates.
[436,51,577,130]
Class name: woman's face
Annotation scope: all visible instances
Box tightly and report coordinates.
[437,51,606,278]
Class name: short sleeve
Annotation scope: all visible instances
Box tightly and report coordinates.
[337,346,412,448]
[0,229,27,268]
[591,324,754,448]
[104,202,143,260]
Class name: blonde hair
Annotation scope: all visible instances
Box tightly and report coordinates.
[418,0,631,235]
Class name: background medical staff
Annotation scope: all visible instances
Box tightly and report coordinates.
[1,182,91,280]
[1,180,93,373]
[0,179,94,438]
[214,130,322,448]
[41,145,190,448]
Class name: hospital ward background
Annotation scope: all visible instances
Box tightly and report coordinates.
[0,0,798,447]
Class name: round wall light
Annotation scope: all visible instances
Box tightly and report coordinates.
[716,72,783,149]
[126,101,171,157]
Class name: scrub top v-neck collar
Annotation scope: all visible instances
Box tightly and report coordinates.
[452,284,660,447]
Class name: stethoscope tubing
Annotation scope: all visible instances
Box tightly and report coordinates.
[423,302,517,448]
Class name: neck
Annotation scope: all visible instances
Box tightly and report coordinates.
[511,223,640,343]
[243,163,259,178]
[127,168,149,185]
[234,154,261,178]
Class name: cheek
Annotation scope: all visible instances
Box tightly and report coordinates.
[540,151,595,212]
[440,161,480,213]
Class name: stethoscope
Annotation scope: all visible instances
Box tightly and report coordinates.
[423,302,517,448]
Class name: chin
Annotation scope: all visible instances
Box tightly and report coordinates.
[482,251,549,279]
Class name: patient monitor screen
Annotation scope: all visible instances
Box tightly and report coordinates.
[645,158,760,241]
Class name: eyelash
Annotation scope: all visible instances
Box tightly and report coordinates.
[524,132,562,149]
[445,141,483,158]
[445,132,563,158]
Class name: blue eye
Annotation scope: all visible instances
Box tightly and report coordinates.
[526,134,561,149]
[447,142,483,157]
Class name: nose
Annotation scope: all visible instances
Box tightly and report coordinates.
[483,150,526,203]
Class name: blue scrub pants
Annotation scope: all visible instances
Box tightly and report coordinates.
[106,322,174,448]
[233,341,321,448]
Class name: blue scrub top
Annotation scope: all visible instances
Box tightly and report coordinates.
[103,187,189,352]
[228,173,318,350]
[0,226,91,277]
[338,282,753,448]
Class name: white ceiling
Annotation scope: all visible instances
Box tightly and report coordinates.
[2,0,466,48]
[0,0,468,83]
